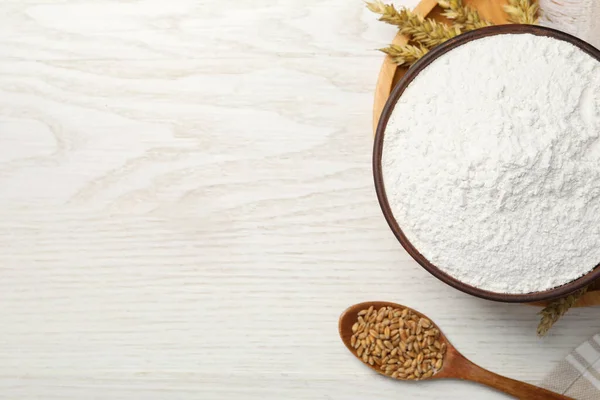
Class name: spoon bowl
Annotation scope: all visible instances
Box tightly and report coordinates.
[338,301,454,380]
[339,301,572,399]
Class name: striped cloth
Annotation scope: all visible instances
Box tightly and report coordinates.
[541,334,600,399]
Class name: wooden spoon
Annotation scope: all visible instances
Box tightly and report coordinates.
[339,301,572,400]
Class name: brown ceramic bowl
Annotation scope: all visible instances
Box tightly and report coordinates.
[373,25,600,303]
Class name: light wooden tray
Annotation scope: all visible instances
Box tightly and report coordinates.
[372,0,600,307]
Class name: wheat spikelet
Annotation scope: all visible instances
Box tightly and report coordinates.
[504,0,539,24]
[537,286,588,337]
[380,44,429,66]
[366,1,461,47]
[365,0,412,26]
[404,17,461,47]
[437,0,492,30]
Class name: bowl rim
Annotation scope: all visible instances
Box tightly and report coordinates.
[373,24,600,303]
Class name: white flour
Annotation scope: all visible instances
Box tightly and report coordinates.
[382,33,600,294]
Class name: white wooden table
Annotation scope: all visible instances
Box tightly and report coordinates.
[1,1,599,399]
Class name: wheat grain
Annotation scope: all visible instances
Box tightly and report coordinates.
[351,306,445,380]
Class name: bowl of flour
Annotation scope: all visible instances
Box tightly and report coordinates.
[374,25,600,302]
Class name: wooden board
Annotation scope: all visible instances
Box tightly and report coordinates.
[372,0,600,307]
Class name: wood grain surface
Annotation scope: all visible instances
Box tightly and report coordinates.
[1,1,600,399]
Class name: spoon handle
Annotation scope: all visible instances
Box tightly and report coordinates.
[461,359,572,400]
